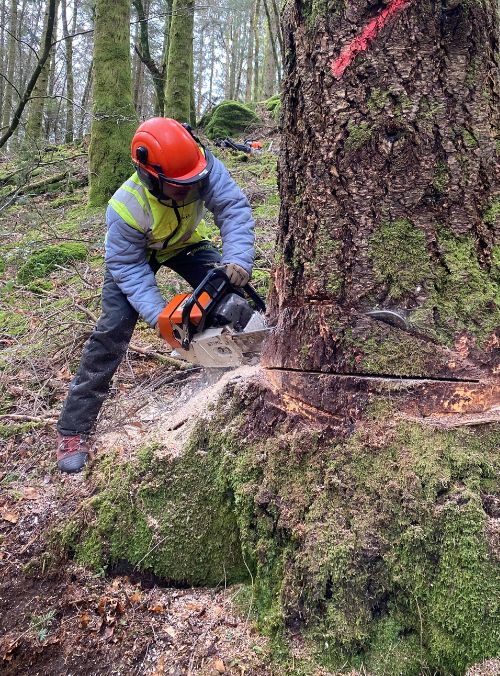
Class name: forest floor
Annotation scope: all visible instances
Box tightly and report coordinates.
[1,130,498,676]
[0,128,294,675]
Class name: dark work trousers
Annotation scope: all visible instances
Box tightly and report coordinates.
[57,241,222,436]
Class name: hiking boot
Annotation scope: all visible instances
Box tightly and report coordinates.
[56,432,90,473]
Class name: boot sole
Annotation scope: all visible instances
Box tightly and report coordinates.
[57,452,89,474]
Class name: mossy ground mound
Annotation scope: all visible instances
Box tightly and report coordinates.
[17,242,88,285]
[200,101,260,140]
[262,95,281,122]
[58,442,247,586]
[58,380,500,675]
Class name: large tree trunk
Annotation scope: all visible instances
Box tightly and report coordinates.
[264,0,499,384]
[164,0,194,122]
[88,0,137,206]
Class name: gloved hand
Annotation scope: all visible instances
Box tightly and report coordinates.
[220,263,250,287]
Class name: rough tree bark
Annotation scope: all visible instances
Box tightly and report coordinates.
[88,0,137,206]
[264,0,499,385]
[164,0,194,122]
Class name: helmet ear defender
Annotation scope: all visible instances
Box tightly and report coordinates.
[136,146,148,164]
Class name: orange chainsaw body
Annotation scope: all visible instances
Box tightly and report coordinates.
[158,291,212,348]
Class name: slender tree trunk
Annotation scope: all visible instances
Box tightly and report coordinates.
[261,21,276,97]
[195,24,204,119]
[77,58,92,140]
[1,0,18,134]
[0,0,7,123]
[207,37,215,109]
[61,0,75,143]
[161,0,172,79]
[261,0,280,91]
[132,18,144,115]
[189,46,196,126]
[164,0,194,122]
[44,20,58,141]
[88,0,137,206]
[245,1,256,102]
[133,0,165,116]
[234,22,247,99]
[24,0,60,146]
[252,0,261,101]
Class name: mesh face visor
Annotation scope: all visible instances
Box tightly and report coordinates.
[136,149,213,206]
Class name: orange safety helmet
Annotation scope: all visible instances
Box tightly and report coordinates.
[131,118,213,204]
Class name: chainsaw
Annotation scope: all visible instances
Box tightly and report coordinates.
[157,268,268,367]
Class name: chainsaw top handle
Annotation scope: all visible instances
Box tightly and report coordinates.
[180,268,266,349]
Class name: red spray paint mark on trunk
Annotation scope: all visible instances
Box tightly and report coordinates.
[331,0,412,79]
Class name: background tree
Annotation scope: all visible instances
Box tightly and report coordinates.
[88,0,136,205]
[24,0,60,146]
[164,0,195,122]
[1,0,18,134]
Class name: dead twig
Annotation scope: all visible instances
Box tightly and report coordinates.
[0,413,57,423]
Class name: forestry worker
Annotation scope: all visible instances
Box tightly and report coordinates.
[55,117,255,473]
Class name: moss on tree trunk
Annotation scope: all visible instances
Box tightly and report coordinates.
[88,0,137,206]
[164,0,194,122]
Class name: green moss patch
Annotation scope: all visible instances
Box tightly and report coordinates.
[370,218,433,300]
[369,220,500,346]
[345,120,373,151]
[423,230,500,345]
[0,310,29,336]
[59,442,247,586]
[263,95,281,121]
[17,243,88,285]
[201,101,260,140]
[483,197,500,227]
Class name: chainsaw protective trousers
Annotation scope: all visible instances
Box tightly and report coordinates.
[57,242,221,436]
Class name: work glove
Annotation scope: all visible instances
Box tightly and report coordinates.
[220,263,250,287]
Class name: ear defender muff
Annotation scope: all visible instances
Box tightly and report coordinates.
[136,146,148,164]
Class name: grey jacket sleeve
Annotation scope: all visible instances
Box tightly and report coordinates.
[104,205,166,327]
[201,156,255,274]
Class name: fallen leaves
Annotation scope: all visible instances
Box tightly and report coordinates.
[0,507,18,524]
[148,602,164,614]
[214,658,226,673]
[20,487,41,500]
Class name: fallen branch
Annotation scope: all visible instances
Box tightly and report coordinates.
[0,413,57,423]
[128,344,190,369]
[18,171,68,194]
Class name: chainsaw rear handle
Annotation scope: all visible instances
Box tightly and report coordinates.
[180,268,266,349]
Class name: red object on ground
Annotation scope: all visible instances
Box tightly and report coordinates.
[331,0,413,79]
